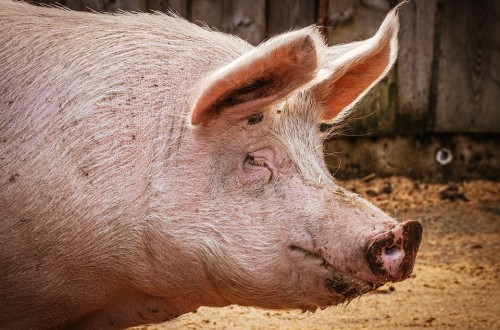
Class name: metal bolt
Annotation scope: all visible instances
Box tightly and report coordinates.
[436,148,453,165]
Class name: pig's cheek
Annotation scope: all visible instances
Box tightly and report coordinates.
[284,186,310,209]
[238,166,272,186]
[281,180,325,217]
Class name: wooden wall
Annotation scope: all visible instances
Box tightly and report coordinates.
[30,0,500,135]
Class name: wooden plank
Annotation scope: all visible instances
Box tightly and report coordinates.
[191,0,229,32]
[434,0,500,132]
[64,0,80,10]
[192,0,265,46]
[327,0,389,45]
[231,0,265,45]
[166,0,189,18]
[317,0,330,42]
[33,0,61,4]
[327,0,395,135]
[102,0,147,12]
[396,0,437,133]
[65,0,146,12]
[147,0,189,18]
[64,0,94,11]
[266,0,316,38]
[64,0,146,12]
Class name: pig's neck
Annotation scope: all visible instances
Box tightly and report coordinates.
[125,108,231,309]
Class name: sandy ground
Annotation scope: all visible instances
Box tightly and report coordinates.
[132,177,500,330]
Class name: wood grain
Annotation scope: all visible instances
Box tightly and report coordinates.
[327,0,396,135]
[147,0,189,18]
[434,0,500,132]
[267,0,316,38]
[191,0,265,46]
[65,0,146,12]
[396,0,437,133]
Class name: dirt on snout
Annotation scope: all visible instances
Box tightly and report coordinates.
[133,177,500,330]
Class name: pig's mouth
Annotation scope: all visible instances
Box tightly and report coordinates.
[289,245,381,303]
[288,220,422,308]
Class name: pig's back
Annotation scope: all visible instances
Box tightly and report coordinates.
[0,0,252,220]
[0,3,252,326]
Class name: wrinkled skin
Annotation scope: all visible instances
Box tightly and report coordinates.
[0,1,421,329]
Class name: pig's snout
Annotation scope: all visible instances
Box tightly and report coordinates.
[365,220,422,283]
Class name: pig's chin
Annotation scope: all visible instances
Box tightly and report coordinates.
[289,245,381,307]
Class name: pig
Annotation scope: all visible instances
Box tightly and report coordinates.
[0,1,422,329]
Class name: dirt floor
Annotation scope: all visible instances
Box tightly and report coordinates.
[133,177,500,330]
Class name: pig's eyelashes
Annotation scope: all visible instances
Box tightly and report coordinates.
[244,155,266,167]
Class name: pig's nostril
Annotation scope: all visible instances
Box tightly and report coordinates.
[367,221,423,281]
[383,246,401,261]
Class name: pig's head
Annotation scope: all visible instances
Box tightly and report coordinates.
[168,7,422,312]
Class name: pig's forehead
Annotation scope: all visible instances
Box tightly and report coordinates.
[270,91,330,182]
[270,91,321,138]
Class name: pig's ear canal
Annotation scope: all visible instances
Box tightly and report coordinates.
[191,32,321,126]
[313,7,400,124]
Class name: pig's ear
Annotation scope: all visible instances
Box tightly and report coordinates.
[313,7,400,124]
[191,30,323,126]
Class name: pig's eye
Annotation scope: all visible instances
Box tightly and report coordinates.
[245,155,266,167]
[247,113,263,125]
[241,149,275,184]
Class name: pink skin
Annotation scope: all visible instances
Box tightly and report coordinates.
[175,105,422,312]
[0,2,421,329]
